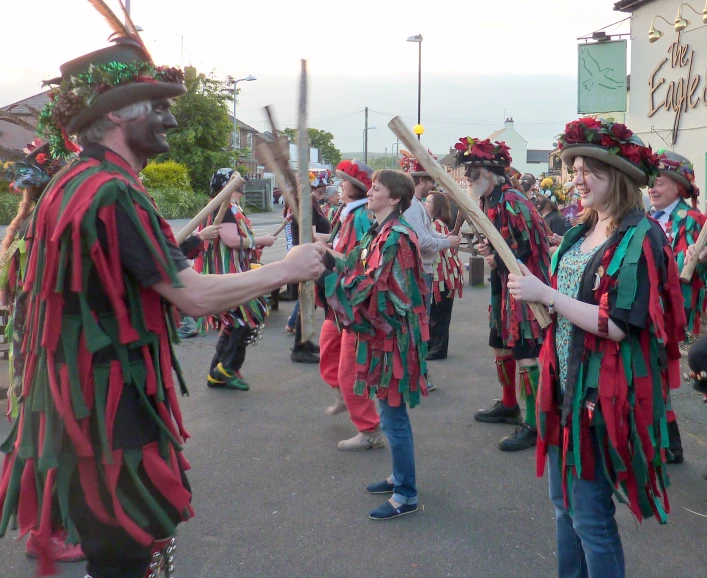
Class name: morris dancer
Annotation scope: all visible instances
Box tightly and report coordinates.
[0,142,86,564]
[509,117,683,577]
[649,150,706,464]
[454,137,550,451]
[322,169,428,519]
[424,191,463,360]
[195,168,276,391]
[319,159,383,450]
[289,170,332,363]
[401,151,461,390]
[0,32,323,578]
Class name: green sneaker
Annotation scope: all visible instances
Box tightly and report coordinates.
[207,364,250,391]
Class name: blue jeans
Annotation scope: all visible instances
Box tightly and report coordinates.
[379,399,417,505]
[287,300,300,328]
[548,443,625,578]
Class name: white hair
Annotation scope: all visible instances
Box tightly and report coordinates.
[77,100,153,147]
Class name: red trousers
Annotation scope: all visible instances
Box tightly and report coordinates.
[319,319,380,432]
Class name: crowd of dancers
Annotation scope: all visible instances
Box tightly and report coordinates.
[0,7,706,577]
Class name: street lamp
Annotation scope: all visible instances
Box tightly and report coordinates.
[407,34,423,140]
[232,75,257,167]
[363,125,377,164]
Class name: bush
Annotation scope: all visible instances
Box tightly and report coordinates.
[0,192,21,226]
[141,161,191,190]
[148,186,210,220]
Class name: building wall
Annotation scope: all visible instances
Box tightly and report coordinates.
[489,121,547,177]
[627,0,707,207]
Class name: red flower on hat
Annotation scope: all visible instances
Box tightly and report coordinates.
[610,123,633,141]
[35,153,47,165]
[579,117,601,131]
[336,160,372,190]
[471,139,495,160]
[563,121,586,144]
[600,134,615,147]
[621,143,644,165]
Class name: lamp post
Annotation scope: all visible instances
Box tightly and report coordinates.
[232,75,257,168]
[363,126,377,164]
[407,34,423,140]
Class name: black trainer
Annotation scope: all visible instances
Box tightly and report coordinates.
[474,400,522,424]
[291,347,319,363]
[304,341,320,354]
[498,423,538,451]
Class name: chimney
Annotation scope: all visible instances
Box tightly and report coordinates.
[505,117,514,128]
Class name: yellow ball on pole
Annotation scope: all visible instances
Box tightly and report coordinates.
[413,124,425,136]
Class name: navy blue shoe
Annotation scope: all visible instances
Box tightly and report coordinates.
[366,480,395,494]
[369,501,418,520]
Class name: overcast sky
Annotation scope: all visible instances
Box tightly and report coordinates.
[1,0,630,153]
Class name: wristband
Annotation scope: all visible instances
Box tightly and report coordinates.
[598,293,610,337]
[547,290,559,315]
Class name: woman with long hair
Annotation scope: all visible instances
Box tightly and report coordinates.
[423,192,463,360]
[508,118,684,576]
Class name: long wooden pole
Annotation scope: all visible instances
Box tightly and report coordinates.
[388,116,551,327]
[297,60,315,344]
[680,221,707,281]
[258,144,299,226]
[174,174,245,244]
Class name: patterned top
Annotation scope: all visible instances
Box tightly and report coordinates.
[555,237,602,393]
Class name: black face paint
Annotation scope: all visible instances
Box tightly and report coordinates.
[124,98,177,159]
[466,167,481,182]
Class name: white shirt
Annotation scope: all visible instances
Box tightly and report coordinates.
[651,198,681,232]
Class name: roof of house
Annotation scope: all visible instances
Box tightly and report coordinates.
[487,128,505,141]
[1,91,50,116]
[614,0,654,11]
[227,116,259,133]
[527,150,552,163]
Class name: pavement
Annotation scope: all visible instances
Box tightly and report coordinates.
[0,211,706,577]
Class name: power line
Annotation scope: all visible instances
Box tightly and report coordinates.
[368,109,567,128]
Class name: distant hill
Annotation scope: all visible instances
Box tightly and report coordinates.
[341,151,446,160]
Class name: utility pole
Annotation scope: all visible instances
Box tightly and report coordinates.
[364,107,369,164]
[125,0,131,21]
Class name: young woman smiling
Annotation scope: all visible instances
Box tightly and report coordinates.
[507,118,685,577]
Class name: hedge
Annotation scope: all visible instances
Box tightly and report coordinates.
[141,160,191,190]
[148,186,210,220]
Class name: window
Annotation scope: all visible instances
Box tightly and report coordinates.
[234,130,241,148]
[246,132,253,149]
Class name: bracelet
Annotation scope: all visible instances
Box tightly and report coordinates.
[547,290,559,315]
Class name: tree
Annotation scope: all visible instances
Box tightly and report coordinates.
[159,66,235,193]
[282,128,342,166]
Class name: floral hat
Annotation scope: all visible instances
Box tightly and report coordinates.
[453,137,512,173]
[656,149,699,201]
[400,149,435,177]
[1,139,69,193]
[309,169,332,188]
[558,117,660,187]
[335,159,373,192]
[38,36,185,160]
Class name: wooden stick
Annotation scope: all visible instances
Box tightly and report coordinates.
[213,180,236,225]
[271,219,289,237]
[680,221,707,281]
[388,116,552,327]
[174,174,245,244]
[258,144,299,226]
[297,60,316,344]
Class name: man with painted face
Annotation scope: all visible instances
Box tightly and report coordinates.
[0,36,324,578]
[453,137,550,451]
[648,150,706,464]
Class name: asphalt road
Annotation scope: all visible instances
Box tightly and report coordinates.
[0,211,706,577]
